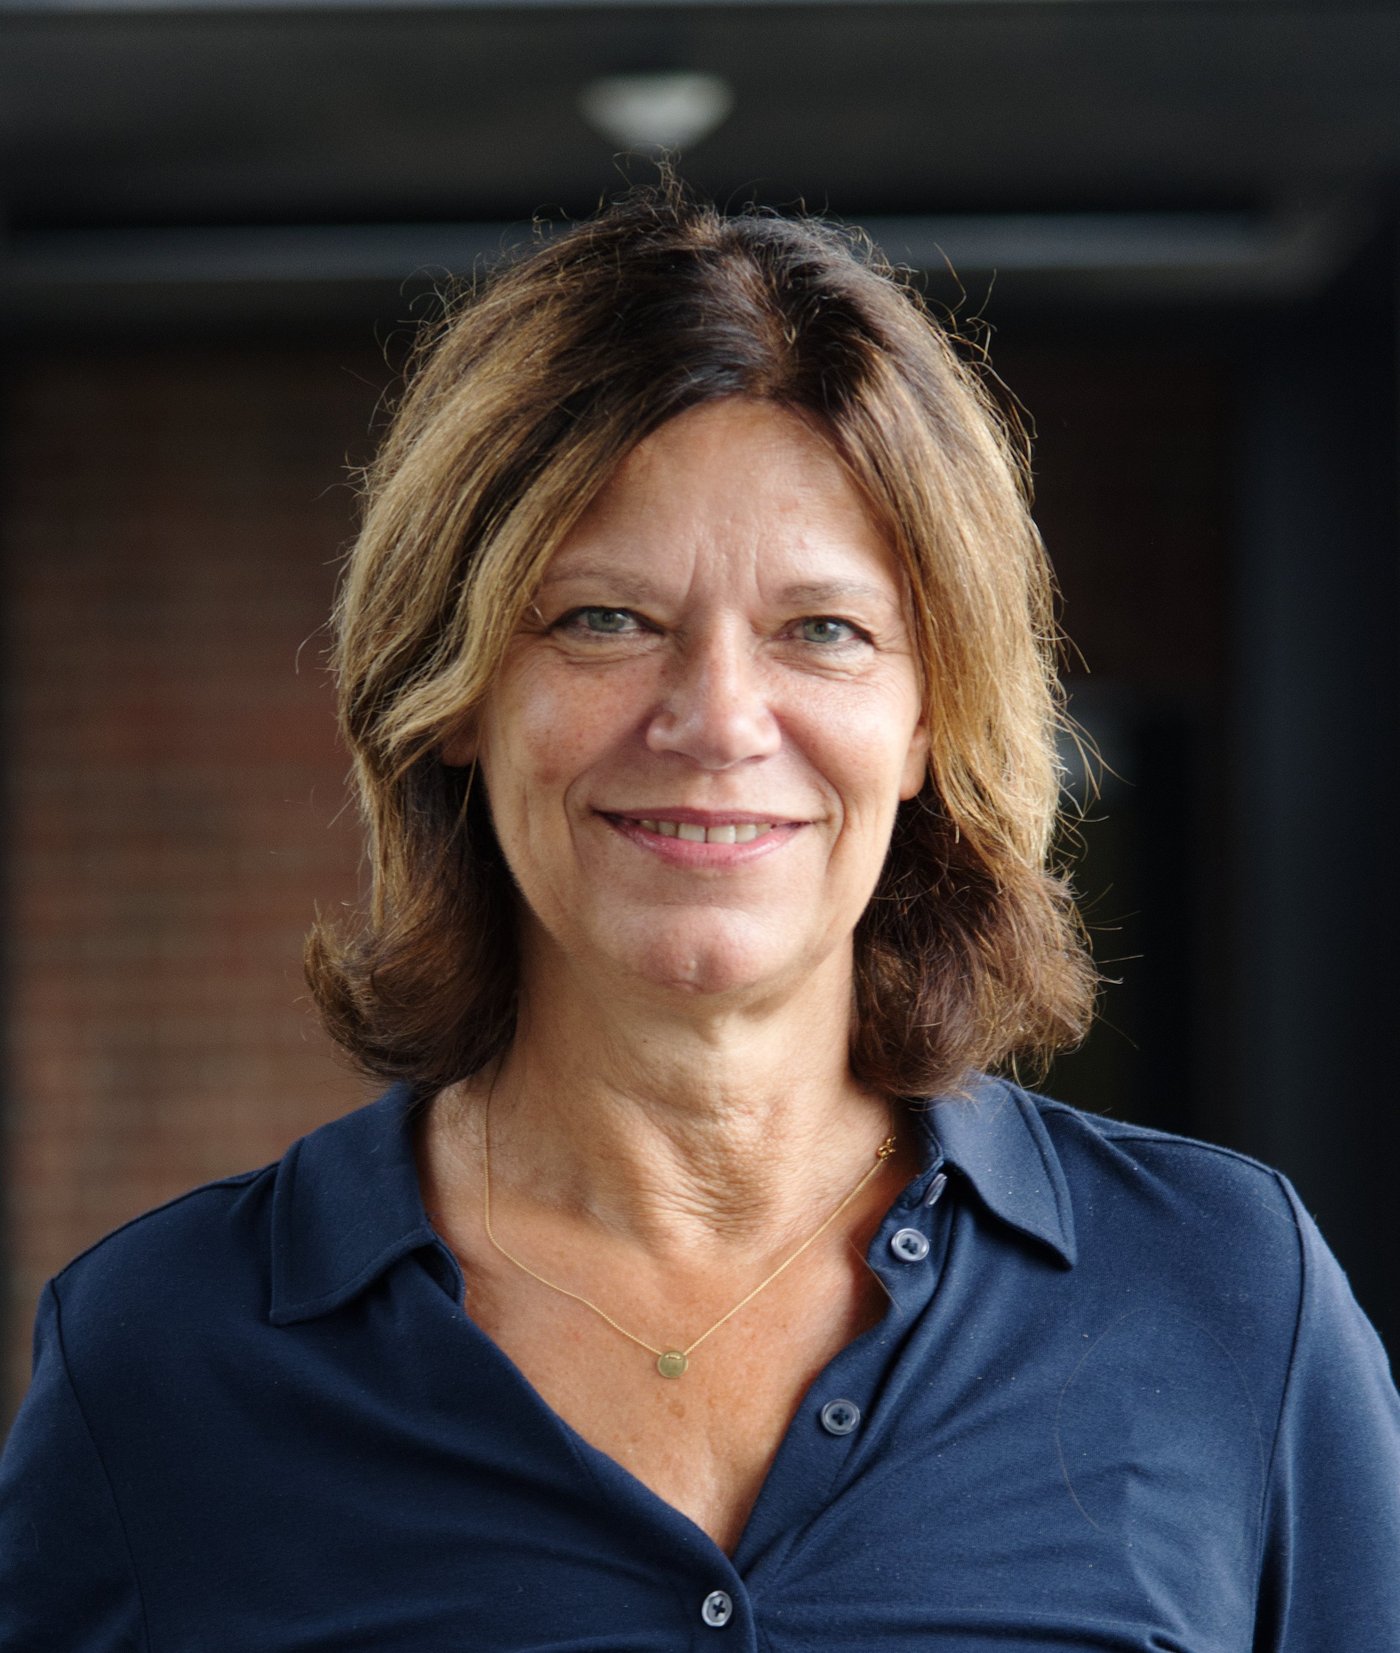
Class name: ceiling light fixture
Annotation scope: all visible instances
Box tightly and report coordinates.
[579,71,734,154]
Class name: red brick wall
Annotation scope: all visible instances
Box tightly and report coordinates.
[2,347,387,1419]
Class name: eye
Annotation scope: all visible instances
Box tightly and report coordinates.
[794,616,865,646]
[556,606,644,637]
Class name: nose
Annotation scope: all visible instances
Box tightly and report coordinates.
[645,624,782,769]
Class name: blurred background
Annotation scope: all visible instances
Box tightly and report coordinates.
[2,0,1397,1422]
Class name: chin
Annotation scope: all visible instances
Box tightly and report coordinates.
[604,915,822,1002]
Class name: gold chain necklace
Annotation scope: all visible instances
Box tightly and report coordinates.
[481,1097,898,1379]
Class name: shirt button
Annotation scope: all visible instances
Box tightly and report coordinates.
[701,1589,734,1628]
[819,1397,861,1435]
[890,1226,930,1262]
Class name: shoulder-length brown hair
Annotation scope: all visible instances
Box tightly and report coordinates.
[306,178,1094,1099]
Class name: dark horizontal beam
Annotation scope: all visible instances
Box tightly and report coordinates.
[0,0,1241,15]
[3,202,1364,297]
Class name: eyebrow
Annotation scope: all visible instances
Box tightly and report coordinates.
[773,580,900,611]
[534,568,667,604]
[535,571,899,611]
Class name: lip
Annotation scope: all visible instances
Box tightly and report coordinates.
[601,809,805,865]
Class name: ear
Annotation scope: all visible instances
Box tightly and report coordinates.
[898,722,930,801]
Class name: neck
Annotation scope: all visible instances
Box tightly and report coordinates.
[434,941,898,1263]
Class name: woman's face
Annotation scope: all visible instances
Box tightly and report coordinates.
[454,398,928,1008]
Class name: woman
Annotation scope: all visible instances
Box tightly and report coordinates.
[2,181,1397,1651]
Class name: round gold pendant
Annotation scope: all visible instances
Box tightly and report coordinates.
[656,1350,688,1378]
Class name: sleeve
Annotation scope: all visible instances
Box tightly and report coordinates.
[0,1280,147,1653]
[1254,1179,1400,1652]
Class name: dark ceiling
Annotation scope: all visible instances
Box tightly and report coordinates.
[2,1,1398,328]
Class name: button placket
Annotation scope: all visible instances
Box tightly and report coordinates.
[726,1138,947,1569]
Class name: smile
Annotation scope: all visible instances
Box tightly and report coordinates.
[636,819,774,844]
[602,811,802,861]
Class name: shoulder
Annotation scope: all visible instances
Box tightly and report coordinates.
[48,1162,281,1378]
[1032,1085,1288,1183]
[1013,1088,1400,1410]
[1030,1089,1306,1271]
[958,1085,1326,1389]
[925,1079,1339,1440]
[1006,1080,1396,1395]
[44,1085,426,1387]
[1017,1090,1400,1629]
[933,1077,1309,1296]
[56,1164,277,1286]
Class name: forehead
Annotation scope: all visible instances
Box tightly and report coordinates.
[543,398,905,595]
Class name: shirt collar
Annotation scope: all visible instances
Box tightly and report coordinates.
[912,1074,1077,1266]
[269,1071,1076,1325]
[269,1083,441,1326]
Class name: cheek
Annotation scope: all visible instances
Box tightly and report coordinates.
[482,668,645,806]
[810,684,925,813]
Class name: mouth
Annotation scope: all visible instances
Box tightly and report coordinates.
[602,809,803,852]
[635,818,774,845]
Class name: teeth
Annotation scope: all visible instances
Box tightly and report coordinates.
[634,818,775,844]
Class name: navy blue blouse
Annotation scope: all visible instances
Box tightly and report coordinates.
[3,1078,1397,1651]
